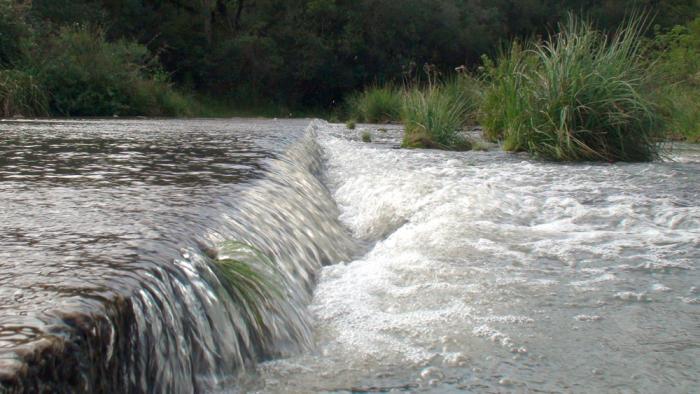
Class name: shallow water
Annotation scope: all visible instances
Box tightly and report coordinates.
[241,121,700,393]
[0,118,698,393]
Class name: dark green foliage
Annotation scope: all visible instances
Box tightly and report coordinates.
[651,16,700,142]
[0,0,31,67]
[30,27,190,116]
[22,0,699,112]
[661,87,700,142]
[480,15,664,162]
[0,69,47,117]
[2,1,700,116]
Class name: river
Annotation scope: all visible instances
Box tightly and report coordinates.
[0,119,698,393]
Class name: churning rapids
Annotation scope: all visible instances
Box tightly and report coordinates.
[0,119,698,393]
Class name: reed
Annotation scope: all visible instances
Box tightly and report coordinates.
[347,85,403,123]
[481,14,663,161]
[400,85,472,150]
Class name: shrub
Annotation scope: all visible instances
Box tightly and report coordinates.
[32,26,191,116]
[0,0,31,67]
[651,17,700,85]
[651,16,700,142]
[481,14,663,161]
[347,85,403,123]
[0,69,48,117]
[131,73,193,117]
[661,86,700,142]
[400,86,472,150]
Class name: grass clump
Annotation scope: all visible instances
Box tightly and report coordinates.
[213,241,307,354]
[346,120,356,129]
[400,85,472,151]
[0,69,47,117]
[479,43,533,143]
[361,130,372,142]
[347,85,403,123]
[440,74,483,125]
[481,14,663,161]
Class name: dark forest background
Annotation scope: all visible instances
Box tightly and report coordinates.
[2,0,699,115]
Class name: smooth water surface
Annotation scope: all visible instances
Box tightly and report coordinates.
[0,118,356,392]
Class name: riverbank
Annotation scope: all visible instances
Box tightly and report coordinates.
[343,14,700,157]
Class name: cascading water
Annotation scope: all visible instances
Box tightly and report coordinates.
[0,119,356,392]
[0,118,698,393]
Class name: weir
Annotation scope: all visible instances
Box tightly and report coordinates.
[0,119,356,392]
[1,119,699,393]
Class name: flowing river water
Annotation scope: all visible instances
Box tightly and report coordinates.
[0,119,698,393]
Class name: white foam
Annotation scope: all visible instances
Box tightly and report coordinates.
[245,121,700,392]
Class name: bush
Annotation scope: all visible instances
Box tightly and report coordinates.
[400,85,472,150]
[0,69,47,117]
[651,17,700,84]
[651,16,700,142]
[0,0,31,67]
[481,14,663,161]
[31,26,191,116]
[661,86,700,142]
[347,85,403,123]
[131,73,193,117]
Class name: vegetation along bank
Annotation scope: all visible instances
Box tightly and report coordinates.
[1,1,699,160]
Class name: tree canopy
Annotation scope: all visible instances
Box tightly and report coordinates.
[7,0,700,110]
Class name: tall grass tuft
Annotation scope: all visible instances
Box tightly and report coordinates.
[481,14,663,161]
[0,69,48,117]
[441,73,484,125]
[400,85,472,150]
[479,43,533,143]
[213,241,308,354]
[347,85,403,123]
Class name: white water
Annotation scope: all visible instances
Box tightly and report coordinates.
[240,121,700,393]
